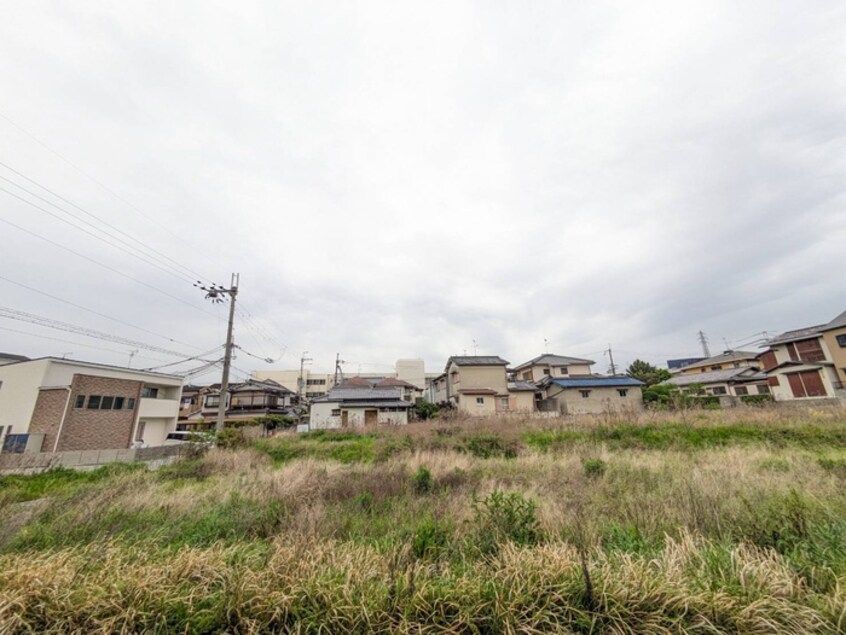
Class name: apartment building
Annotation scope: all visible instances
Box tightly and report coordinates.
[0,357,182,452]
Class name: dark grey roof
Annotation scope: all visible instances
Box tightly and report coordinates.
[512,353,595,371]
[672,350,759,371]
[549,377,645,388]
[0,352,29,362]
[667,367,763,387]
[230,379,294,394]
[313,387,405,402]
[507,381,538,392]
[765,326,826,347]
[337,401,412,409]
[823,309,846,332]
[446,356,509,369]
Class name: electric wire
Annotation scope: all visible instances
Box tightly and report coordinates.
[0,306,198,357]
[0,324,171,363]
[0,274,205,351]
[0,185,195,285]
[139,346,224,371]
[0,161,208,282]
[0,215,219,319]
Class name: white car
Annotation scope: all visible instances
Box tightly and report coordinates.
[163,431,215,446]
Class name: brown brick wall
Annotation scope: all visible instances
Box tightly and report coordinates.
[55,375,142,452]
[28,388,70,453]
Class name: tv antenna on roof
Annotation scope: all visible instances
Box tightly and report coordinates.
[544,338,549,353]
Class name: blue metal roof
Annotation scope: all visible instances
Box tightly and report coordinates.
[549,377,645,388]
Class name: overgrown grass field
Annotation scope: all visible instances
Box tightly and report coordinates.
[3,407,846,633]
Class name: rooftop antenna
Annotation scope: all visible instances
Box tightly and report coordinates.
[472,339,478,355]
[544,338,549,353]
[60,351,72,359]
[722,337,731,351]
[127,349,139,368]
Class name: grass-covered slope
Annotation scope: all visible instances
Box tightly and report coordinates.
[3,408,846,633]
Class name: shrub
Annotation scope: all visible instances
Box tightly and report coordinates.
[463,434,518,459]
[414,401,440,420]
[412,467,433,494]
[583,458,606,478]
[216,427,248,449]
[411,517,451,558]
[473,490,539,554]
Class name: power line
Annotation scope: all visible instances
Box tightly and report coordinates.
[139,346,224,371]
[0,160,210,283]
[0,215,219,319]
[0,110,201,253]
[0,305,198,358]
[0,184,195,285]
[0,274,204,351]
[0,324,171,363]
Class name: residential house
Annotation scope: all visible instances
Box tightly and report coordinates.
[309,386,412,428]
[201,378,297,422]
[179,384,213,420]
[819,310,846,389]
[671,350,761,376]
[254,358,437,400]
[444,356,510,416]
[506,381,539,412]
[0,357,182,453]
[538,376,645,415]
[760,315,846,403]
[427,373,447,405]
[666,367,770,399]
[510,354,594,383]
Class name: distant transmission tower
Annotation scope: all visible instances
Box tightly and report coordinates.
[698,330,711,358]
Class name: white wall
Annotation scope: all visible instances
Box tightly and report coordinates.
[0,359,50,435]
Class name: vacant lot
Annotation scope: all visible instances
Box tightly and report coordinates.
[3,407,846,633]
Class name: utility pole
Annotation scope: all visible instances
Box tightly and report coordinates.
[604,344,617,376]
[196,273,239,432]
[698,330,711,358]
[298,352,312,401]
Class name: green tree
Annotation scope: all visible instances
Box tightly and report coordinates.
[625,359,671,387]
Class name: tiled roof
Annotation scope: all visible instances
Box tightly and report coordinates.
[674,351,760,372]
[0,352,29,362]
[548,377,645,389]
[446,356,509,369]
[823,309,846,332]
[667,368,763,386]
[375,378,418,388]
[512,353,595,371]
[765,325,826,347]
[314,387,405,402]
[507,381,538,392]
[337,401,412,409]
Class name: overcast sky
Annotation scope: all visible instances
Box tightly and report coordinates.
[1,1,844,379]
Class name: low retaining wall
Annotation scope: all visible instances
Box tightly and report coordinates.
[0,444,189,475]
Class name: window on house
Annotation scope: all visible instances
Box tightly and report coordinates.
[331,409,341,416]
[135,421,145,442]
[560,367,569,375]
[75,395,85,408]
[711,366,721,371]
[87,395,102,409]
[837,334,846,348]
[580,390,591,398]
[476,397,485,404]
[756,385,770,394]
[114,397,125,410]
[734,386,749,396]
[100,396,114,410]
[733,362,741,368]
[543,369,550,375]
[712,387,727,395]
[127,398,136,410]
[141,387,159,398]
[617,389,628,397]
[701,368,707,373]
[522,371,532,380]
